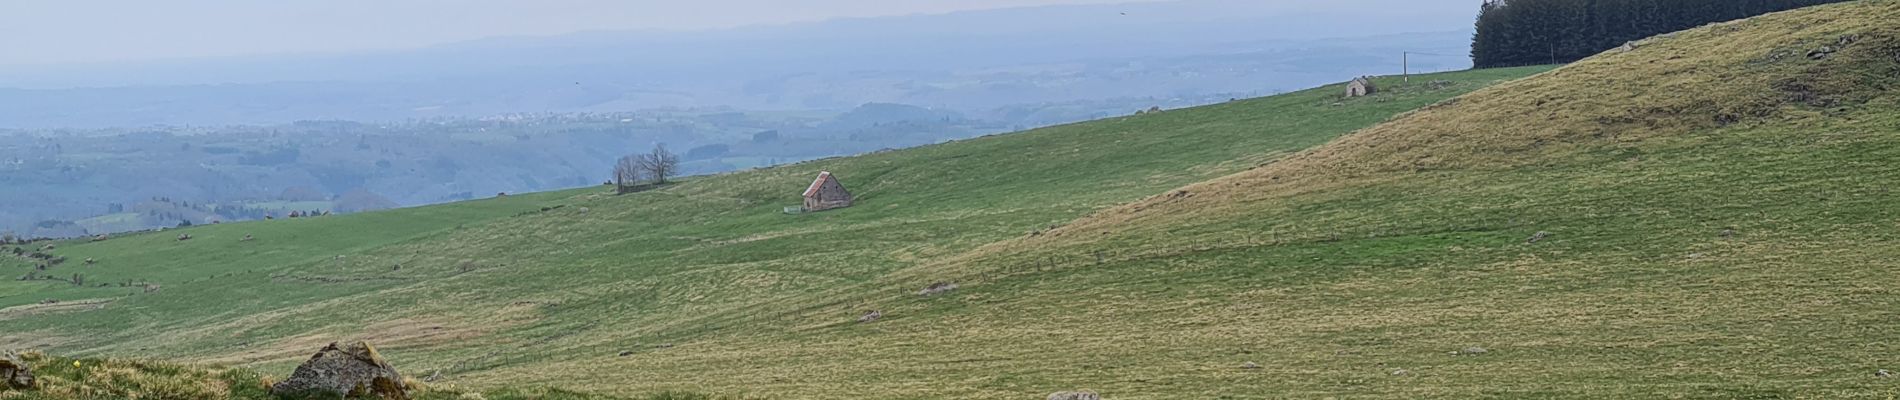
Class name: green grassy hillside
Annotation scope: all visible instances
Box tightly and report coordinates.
[16,1,1900,397]
[0,61,1549,399]
[894,1,1900,398]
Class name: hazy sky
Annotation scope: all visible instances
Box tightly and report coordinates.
[0,0,1164,66]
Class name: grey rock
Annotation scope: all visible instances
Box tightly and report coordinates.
[270,341,410,400]
[1527,231,1551,244]
[858,310,884,323]
[1048,391,1102,400]
[1241,361,1261,369]
[1390,368,1409,376]
[1879,369,1893,378]
[1808,47,1836,60]
[918,282,959,296]
[1,351,34,390]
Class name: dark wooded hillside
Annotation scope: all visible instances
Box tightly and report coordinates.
[1471,0,1849,67]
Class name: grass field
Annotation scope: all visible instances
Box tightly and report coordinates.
[885,2,1900,397]
[10,1,1900,398]
[0,350,695,399]
[0,58,1548,398]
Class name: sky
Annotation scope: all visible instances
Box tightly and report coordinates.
[0,0,1161,66]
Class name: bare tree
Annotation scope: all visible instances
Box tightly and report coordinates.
[637,144,681,184]
[613,155,645,194]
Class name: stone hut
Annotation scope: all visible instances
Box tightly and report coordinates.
[802,171,853,212]
[1346,76,1377,97]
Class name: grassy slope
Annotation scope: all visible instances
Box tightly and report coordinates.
[0,66,1550,399]
[873,1,1900,398]
[0,351,654,400]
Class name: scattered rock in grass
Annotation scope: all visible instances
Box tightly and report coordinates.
[918,282,959,296]
[578,207,590,214]
[1241,361,1261,369]
[618,350,635,357]
[424,370,443,383]
[271,341,410,400]
[1617,41,1639,53]
[91,234,108,242]
[857,310,884,323]
[83,258,95,265]
[38,299,57,305]
[1526,231,1551,244]
[39,244,53,251]
[1808,46,1836,60]
[1390,368,1409,376]
[1720,228,1736,238]
[1879,369,1893,378]
[1048,391,1102,400]
[241,234,255,242]
[652,343,674,349]
[1,351,34,390]
[1459,347,1488,355]
[176,233,193,241]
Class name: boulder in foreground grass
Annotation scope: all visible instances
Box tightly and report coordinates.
[0,351,33,390]
[271,341,409,399]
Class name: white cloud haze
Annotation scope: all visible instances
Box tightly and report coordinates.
[0,0,1484,66]
[0,0,1161,65]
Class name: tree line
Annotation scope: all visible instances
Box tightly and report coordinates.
[613,144,681,194]
[1471,0,1851,68]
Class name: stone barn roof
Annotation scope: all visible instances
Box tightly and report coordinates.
[804,171,837,198]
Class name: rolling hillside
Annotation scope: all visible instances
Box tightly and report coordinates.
[0,63,1548,399]
[10,1,1900,397]
[893,1,1900,398]
[11,0,1900,396]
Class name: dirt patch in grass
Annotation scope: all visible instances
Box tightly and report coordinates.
[0,298,115,321]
